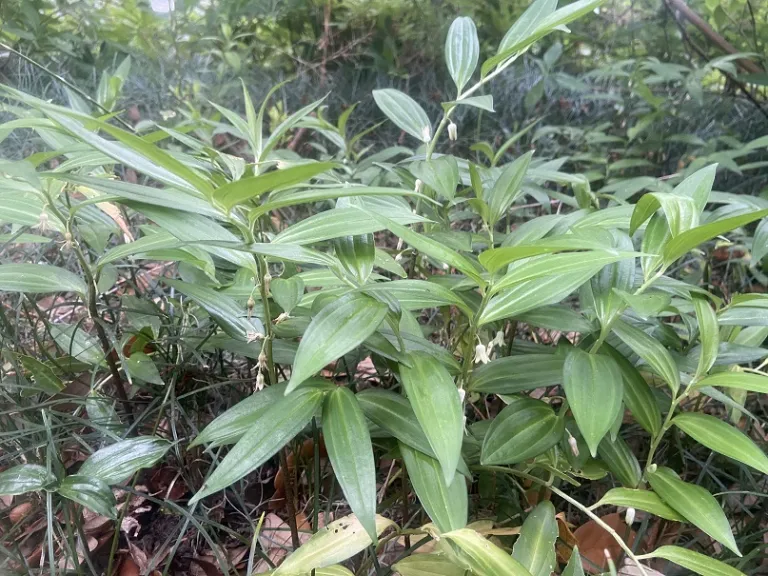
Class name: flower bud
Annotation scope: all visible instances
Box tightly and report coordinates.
[474,343,490,365]
[568,433,580,457]
[421,125,431,143]
[625,507,636,526]
[37,212,49,233]
[493,330,505,347]
[255,371,265,391]
[247,295,255,318]
[258,351,268,371]
[448,120,458,141]
[263,272,272,295]
[414,179,423,193]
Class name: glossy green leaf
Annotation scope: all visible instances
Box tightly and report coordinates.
[274,513,395,575]
[469,354,564,394]
[287,293,387,393]
[362,280,472,316]
[647,465,740,556]
[249,242,338,267]
[597,435,642,488]
[663,209,768,265]
[612,319,680,394]
[165,279,264,341]
[629,193,698,237]
[480,235,610,273]
[58,475,117,519]
[410,155,460,201]
[123,351,163,385]
[481,397,562,465]
[399,352,464,485]
[323,387,377,542]
[394,554,467,576]
[693,297,719,378]
[492,0,557,73]
[191,383,289,447]
[563,349,623,457]
[613,290,670,319]
[18,355,64,394]
[445,17,479,92]
[0,263,87,296]
[213,162,335,211]
[335,233,375,283]
[593,488,684,521]
[512,501,557,576]
[695,371,768,393]
[646,545,745,576]
[372,89,431,143]
[562,546,585,576]
[640,213,670,278]
[190,385,329,504]
[673,412,768,474]
[488,151,533,225]
[50,323,103,365]
[78,436,171,485]
[271,276,304,314]
[442,528,533,576]
[0,464,56,496]
[400,443,467,533]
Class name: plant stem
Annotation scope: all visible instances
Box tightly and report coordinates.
[280,447,301,549]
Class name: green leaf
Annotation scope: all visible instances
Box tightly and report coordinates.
[451,95,495,112]
[480,236,611,273]
[363,210,485,285]
[287,293,388,393]
[647,465,740,556]
[480,267,600,325]
[672,412,768,474]
[271,276,304,314]
[600,344,661,436]
[481,397,563,465]
[394,554,467,576]
[399,352,464,484]
[123,351,163,385]
[372,89,431,143]
[190,385,329,504]
[335,234,375,283]
[212,162,335,212]
[593,488,685,521]
[494,0,557,72]
[249,242,338,267]
[400,443,467,533]
[410,156,459,201]
[262,95,327,160]
[695,371,768,393]
[78,437,171,485]
[629,193,698,237]
[597,435,642,488]
[445,17,479,93]
[441,528,533,576]
[612,319,680,394]
[273,514,394,575]
[58,475,117,519]
[362,280,472,316]
[165,279,264,342]
[512,501,557,576]
[663,209,768,265]
[673,163,717,214]
[563,349,623,457]
[0,464,56,496]
[562,546,585,576]
[646,545,745,576]
[323,388,377,542]
[469,354,564,394]
[693,297,719,378]
[191,382,288,447]
[50,324,103,365]
[488,152,534,226]
[18,355,64,394]
[0,263,87,296]
[613,290,670,320]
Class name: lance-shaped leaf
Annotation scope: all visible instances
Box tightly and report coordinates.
[694,371,768,393]
[647,466,740,556]
[562,546,585,576]
[372,89,431,142]
[445,17,479,93]
[399,352,463,485]
[469,354,564,394]
[323,388,377,542]
[612,319,680,394]
[271,276,304,314]
[213,161,335,211]
[286,293,388,393]
[58,475,117,519]
[488,151,533,226]
[646,546,745,576]
[335,233,375,283]
[410,155,459,201]
[0,464,57,496]
[441,528,533,576]
[190,385,329,504]
[18,355,64,394]
[0,264,87,296]
[593,488,685,521]
[400,443,467,533]
[597,435,642,488]
[481,397,562,465]
[673,412,768,474]
[274,513,395,575]
[78,437,171,485]
[693,297,719,378]
[563,349,623,457]
[511,501,558,576]
[394,554,467,576]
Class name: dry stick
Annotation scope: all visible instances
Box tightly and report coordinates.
[279,448,302,550]
[0,42,134,130]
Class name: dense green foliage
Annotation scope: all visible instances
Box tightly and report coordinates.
[0,0,767,575]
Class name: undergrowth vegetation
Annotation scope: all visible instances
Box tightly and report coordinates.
[1,0,768,575]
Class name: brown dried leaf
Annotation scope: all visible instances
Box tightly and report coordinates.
[572,513,637,573]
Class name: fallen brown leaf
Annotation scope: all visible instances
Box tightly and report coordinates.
[572,513,637,573]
